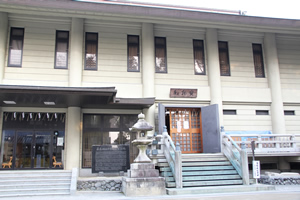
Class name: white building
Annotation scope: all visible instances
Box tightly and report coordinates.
[0,0,299,179]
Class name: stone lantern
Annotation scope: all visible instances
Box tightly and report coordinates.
[122,113,166,196]
[130,113,154,163]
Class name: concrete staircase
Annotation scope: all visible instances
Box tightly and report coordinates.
[159,153,243,188]
[0,170,72,198]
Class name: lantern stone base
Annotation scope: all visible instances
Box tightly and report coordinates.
[122,163,166,196]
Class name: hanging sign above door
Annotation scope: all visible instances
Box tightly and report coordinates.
[170,88,197,98]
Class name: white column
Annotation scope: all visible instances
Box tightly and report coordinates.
[0,12,8,83]
[65,107,81,170]
[264,33,286,134]
[69,18,84,87]
[142,23,155,132]
[206,28,223,125]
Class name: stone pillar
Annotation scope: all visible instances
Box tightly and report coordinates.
[206,28,223,125]
[142,23,155,134]
[0,12,8,83]
[69,18,84,87]
[264,33,286,134]
[65,107,81,170]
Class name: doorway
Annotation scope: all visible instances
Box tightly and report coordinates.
[1,112,65,170]
[159,104,221,153]
[167,108,203,153]
[15,131,51,169]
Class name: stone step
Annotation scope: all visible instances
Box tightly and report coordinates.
[0,188,70,196]
[181,156,228,162]
[183,175,241,181]
[157,162,168,167]
[0,170,72,197]
[166,182,176,188]
[182,180,243,187]
[182,170,238,176]
[157,158,167,163]
[0,179,71,185]
[182,165,234,171]
[167,185,276,195]
[182,161,231,166]
[0,183,70,190]
[161,171,173,177]
[0,175,72,180]
[159,167,171,172]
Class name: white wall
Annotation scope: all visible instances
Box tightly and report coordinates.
[223,105,272,132]
[82,19,143,98]
[4,14,70,86]
[154,25,210,101]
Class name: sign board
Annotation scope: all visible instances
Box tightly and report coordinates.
[57,137,64,146]
[252,160,261,179]
[92,145,130,173]
[170,88,197,98]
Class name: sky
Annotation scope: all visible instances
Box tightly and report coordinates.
[132,0,300,20]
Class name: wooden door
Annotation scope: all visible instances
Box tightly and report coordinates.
[168,108,203,153]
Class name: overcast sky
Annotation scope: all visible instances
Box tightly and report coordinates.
[133,0,300,20]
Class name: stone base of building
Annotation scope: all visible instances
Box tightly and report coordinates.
[122,176,166,196]
[122,163,166,196]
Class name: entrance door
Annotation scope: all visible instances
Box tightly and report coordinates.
[15,131,51,169]
[168,108,202,153]
[158,103,221,154]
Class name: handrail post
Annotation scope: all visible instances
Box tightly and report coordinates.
[175,143,182,188]
[240,143,250,185]
[258,135,262,149]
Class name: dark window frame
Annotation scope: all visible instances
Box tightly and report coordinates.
[252,43,265,78]
[155,37,167,73]
[193,39,206,75]
[218,41,231,76]
[127,35,140,72]
[256,110,269,115]
[284,110,295,116]
[223,110,237,115]
[8,27,25,67]
[84,32,98,70]
[54,30,69,69]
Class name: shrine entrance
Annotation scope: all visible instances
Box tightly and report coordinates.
[167,108,203,153]
[159,104,221,154]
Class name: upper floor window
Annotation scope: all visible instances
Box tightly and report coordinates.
[155,37,167,73]
[85,32,98,70]
[127,35,140,72]
[55,31,69,69]
[8,27,24,67]
[252,44,265,78]
[193,40,205,75]
[218,41,230,76]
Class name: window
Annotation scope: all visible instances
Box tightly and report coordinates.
[85,32,98,70]
[284,110,295,115]
[127,35,140,72]
[193,39,205,75]
[218,41,230,76]
[223,110,237,115]
[256,110,269,115]
[155,37,167,73]
[8,27,24,67]
[252,44,265,78]
[55,31,69,69]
